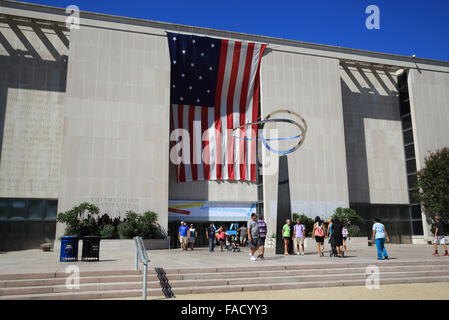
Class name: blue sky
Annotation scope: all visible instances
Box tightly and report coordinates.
[22,0,449,61]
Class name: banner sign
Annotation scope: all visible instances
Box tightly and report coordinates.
[168,201,256,222]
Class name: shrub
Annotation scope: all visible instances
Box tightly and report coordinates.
[332,207,363,227]
[117,222,134,239]
[57,202,101,237]
[100,224,116,239]
[117,210,166,239]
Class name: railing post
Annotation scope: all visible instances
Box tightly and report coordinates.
[134,237,138,270]
[142,262,147,300]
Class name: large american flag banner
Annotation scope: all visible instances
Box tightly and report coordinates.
[168,32,266,183]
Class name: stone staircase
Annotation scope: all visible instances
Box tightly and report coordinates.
[1,260,449,300]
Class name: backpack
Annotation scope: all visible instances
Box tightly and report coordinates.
[314,223,324,237]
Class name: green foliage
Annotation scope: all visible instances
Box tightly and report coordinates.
[117,210,166,239]
[57,203,164,239]
[414,147,449,224]
[291,213,314,237]
[332,207,363,227]
[100,224,116,239]
[330,207,364,237]
[57,202,101,237]
[117,222,135,239]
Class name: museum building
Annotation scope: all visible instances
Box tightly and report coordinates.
[1,1,449,250]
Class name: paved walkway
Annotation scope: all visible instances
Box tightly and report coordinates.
[104,282,449,300]
[0,241,447,274]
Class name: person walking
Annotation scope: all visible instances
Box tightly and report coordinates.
[293,218,306,256]
[282,219,292,256]
[312,216,325,257]
[342,224,350,251]
[178,221,189,251]
[238,225,248,246]
[257,214,267,259]
[433,216,448,256]
[217,226,226,252]
[372,218,390,260]
[188,224,197,250]
[206,223,216,252]
[330,217,344,257]
[248,213,259,261]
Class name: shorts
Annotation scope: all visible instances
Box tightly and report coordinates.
[189,237,195,243]
[258,237,266,247]
[343,237,347,241]
[294,237,304,246]
[283,237,291,241]
[434,236,446,245]
[332,236,343,247]
[315,236,324,243]
[180,236,188,244]
[250,238,259,249]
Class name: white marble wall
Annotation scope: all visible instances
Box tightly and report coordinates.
[341,65,409,204]
[0,21,68,198]
[261,52,349,236]
[57,25,170,236]
[408,69,449,239]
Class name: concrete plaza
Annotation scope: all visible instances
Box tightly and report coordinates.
[0,241,447,275]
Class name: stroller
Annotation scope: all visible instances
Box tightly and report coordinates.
[226,235,241,252]
[329,236,338,257]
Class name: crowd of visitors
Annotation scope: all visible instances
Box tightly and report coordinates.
[177,215,448,261]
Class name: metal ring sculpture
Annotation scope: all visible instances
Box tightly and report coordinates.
[233,109,307,155]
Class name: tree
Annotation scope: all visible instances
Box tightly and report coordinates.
[331,207,364,237]
[414,147,449,224]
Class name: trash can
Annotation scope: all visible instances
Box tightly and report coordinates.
[60,236,79,262]
[81,236,101,261]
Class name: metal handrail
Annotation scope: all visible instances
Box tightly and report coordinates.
[134,237,150,300]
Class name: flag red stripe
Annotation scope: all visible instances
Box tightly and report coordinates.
[201,106,210,180]
[188,105,197,181]
[250,45,266,182]
[214,40,228,181]
[177,104,186,183]
[170,105,180,183]
[238,43,255,181]
[226,41,242,181]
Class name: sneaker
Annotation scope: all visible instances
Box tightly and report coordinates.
[443,253,449,257]
[296,252,300,255]
[301,252,305,256]
[250,255,257,261]
[384,256,388,260]
[433,252,439,256]
[377,258,384,260]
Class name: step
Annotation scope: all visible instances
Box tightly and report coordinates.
[2,269,449,297]
[2,259,449,281]
[2,263,449,289]
[3,275,449,300]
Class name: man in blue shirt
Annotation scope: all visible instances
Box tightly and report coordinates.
[206,223,216,252]
[178,221,189,251]
[371,218,390,260]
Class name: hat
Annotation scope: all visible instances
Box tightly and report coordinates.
[180,221,184,225]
